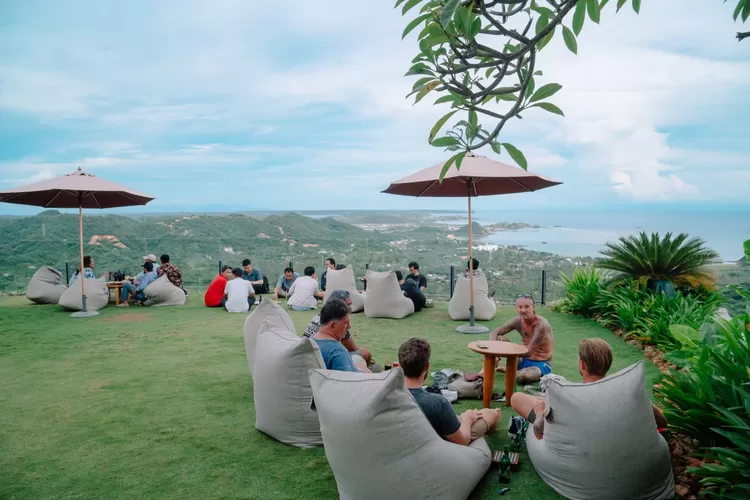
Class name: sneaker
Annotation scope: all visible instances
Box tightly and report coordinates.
[117,302,129,308]
[492,392,506,403]
[507,415,526,440]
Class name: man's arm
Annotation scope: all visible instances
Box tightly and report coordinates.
[445,410,480,446]
[652,404,667,430]
[490,317,519,341]
[341,336,359,353]
[287,282,296,297]
[526,320,551,358]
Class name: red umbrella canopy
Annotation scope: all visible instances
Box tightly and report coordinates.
[382,154,561,197]
[0,168,153,209]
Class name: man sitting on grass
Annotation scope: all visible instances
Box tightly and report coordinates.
[204,266,233,308]
[223,267,256,313]
[303,290,375,368]
[273,267,298,300]
[396,270,426,312]
[400,337,501,445]
[311,299,370,373]
[491,293,554,385]
[287,266,324,311]
[510,338,668,440]
[118,262,158,307]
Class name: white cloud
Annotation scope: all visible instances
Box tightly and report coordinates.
[0,169,56,186]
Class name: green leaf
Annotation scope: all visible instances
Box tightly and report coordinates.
[455,150,467,170]
[535,13,549,36]
[439,151,465,181]
[412,76,435,91]
[573,0,586,35]
[670,324,701,347]
[587,0,601,23]
[491,141,503,154]
[458,4,473,37]
[440,0,460,28]
[533,70,543,76]
[632,0,641,14]
[470,16,481,39]
[429,110,457,143]
[432,136,460,147]
[562,26,578,54]
[402,13,432,39]
[532,5,555,18]
[414,80,440,103]
[529,83,563,103]
[527,76,536,97]
[616,0,628,12]
[394,0,407,8]
[734,0,743,21]
[537,27,555,51]
[600,0,610,8]
[495,93,518,102]
[469,109,478,130]
[419,35,448,51]
[402,0,423,15]
[530,102,565,116]
[434,94,461,105]
[502,143,528,170]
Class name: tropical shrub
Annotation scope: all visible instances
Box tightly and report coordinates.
[595,283,646,334]
[559,267,604,318]
[597,232,719,290]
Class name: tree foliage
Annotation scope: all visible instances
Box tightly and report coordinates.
[396,0,749,177]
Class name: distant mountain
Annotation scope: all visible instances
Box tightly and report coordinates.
[455,222,488,236]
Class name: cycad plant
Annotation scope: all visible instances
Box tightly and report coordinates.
[597,232,719,290]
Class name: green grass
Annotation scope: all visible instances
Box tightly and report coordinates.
[0,296,660,500]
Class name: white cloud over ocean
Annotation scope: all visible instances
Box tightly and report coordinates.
[0,0,748,213]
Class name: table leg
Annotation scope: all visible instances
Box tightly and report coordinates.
[505,356,518,407]
[482,355,496,408]
[115,286,120,305]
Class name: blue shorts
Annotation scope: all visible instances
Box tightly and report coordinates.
[518,358,552,376]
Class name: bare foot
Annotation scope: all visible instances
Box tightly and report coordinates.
[496,365,506,373]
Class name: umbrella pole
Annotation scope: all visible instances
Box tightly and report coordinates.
[70,199,98,318]
[455,178,488,334]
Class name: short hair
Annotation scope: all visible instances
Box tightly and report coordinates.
[232,267,243,278]
[160,254,170,264]
[326,257,336,266]
[398,338,431,378]
[221,265,232,273]
[304,266,315,277]
[144,262,154,272]
[242,259,251,267]
[516,293,535,304]
[468,258,479,271]
[395,270,403,281]
[82,255,92,268]
[319,299,350,326]
[284,267,294,274]
[408,261,419,270]
[578,338,613,377]
[335,264,346,270]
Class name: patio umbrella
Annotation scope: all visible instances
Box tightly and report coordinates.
[382,154,562,333]
[0,168,154,318]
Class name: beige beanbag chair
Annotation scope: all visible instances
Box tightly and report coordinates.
[526,361,674,500]
[323,265,364,313]
[449,275,497,321]
[363,270,414,319]
[253,323,325,448]
[58,277,109,311]
[244,299,297,376]
[143,275,186,307]
[26,267,67,304]
[309,368,491,500]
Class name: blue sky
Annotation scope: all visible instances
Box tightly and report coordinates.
[0,0,749,215]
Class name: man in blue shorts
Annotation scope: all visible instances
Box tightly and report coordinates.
[490,293,554,385]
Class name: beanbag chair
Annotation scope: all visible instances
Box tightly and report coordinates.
[526,361,674,500]
[449,275,497,321]
[244,299,297,376]
[26,266,67,304]
[323,265,364,313]
[308,368,491,500]
[363,270,414,319]
[143,275,186,307]
[253,322,325,448]
[58,277,109,311]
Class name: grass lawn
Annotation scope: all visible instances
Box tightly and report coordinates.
[0,296,660,500]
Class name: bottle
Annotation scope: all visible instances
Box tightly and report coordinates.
[499,445,511,483]
[384,356,392,371]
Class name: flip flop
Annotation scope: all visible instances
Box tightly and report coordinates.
[492,392,506,403]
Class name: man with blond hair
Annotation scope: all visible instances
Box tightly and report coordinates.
[510,338,667,440]
[400,337,501,445]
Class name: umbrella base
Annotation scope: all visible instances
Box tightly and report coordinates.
[456,324,490,334]
[70,310,100,318]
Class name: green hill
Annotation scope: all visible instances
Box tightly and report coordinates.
[455,221,487,236]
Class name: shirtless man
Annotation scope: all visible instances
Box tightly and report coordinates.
[490,293,554,385]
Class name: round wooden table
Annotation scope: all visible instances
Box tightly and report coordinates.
[106,281,125,305]
[468,340,528,408]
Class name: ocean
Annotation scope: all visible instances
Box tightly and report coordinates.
[436,209,750,261]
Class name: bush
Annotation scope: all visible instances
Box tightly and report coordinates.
[559,267,604,318]
[655,312,750,498]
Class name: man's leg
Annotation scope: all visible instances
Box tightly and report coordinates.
[510,392,545,439]
[248,296,256,309]
[516,366,543,385]
[119,282,135,304]
[277,289,289,298]
[470,408,502,441]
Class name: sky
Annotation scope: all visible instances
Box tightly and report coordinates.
[0,0,749,215]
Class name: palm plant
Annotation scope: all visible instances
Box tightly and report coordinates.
[596,232,719,290]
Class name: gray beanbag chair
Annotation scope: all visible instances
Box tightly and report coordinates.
[244,299,297,377]
[363,270,414,319]
[143,275,186,307]
[253,323,325,448]
[526,361,674,500]
[58,277,109,311]
[308,368,491,500]
[449,275,497,321]
[26,266,67,304]
[323,265,364,313]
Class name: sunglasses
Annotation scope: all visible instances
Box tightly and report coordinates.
[516,293,535,303]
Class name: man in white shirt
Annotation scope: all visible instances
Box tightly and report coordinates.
[287,266,324,311]
[223,268,256,313]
